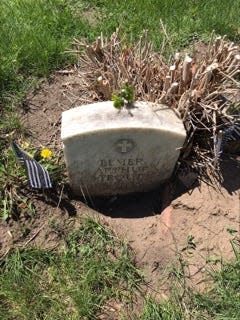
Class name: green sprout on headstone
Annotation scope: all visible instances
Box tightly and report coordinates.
[112,82,134,110]
[112,93,124,109]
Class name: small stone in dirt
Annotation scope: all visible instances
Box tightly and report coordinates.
[61,101,186,196]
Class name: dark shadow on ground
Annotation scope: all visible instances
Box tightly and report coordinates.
[73,178,198,218]
[33,187,77,217]
[28,154,239,219]
[220,155,240,195]
[70,154,240,218]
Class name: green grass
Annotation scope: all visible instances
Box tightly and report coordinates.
[0,147,29,221]
[1,0,239,98]
[1,0,239,219]
[1,228,239,319]
[0,217,142,319]
[0,0,95,97]
[192,243,240,319]
[0,1,240,318]
[84,0,240,49]
[139,240,240,320]
[141,297,183,320]
[0,142,65,221]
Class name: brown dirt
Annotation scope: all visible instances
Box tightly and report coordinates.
[1,70,239,298]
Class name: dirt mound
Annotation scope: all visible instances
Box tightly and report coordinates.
[1,71,239,294]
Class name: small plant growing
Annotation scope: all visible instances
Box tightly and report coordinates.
[0,146,33,221]
[112,82,134,110]
[0,142,66,221]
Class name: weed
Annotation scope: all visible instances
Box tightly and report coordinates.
[0,147,32,221]
[112,82,135,110]
[182,234,197,253]
[227,226,238,235]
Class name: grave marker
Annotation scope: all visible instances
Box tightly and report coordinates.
[61,101,186,196]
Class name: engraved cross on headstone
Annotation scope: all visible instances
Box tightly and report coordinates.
[61,101,186,196]
[117,139,134,153]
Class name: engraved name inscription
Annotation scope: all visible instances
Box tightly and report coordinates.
[94,158,154,188]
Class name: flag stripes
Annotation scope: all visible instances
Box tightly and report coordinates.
[222,120,240,145]
[11,142,52,189]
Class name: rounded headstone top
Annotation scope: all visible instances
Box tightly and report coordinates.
[61,101,186,196]
[61,101,185,141]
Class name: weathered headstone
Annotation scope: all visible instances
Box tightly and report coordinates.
[61,101,186,196]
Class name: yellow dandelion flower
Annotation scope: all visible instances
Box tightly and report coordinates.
[40,148,53,159]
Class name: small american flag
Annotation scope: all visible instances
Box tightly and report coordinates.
[11,142,52,189]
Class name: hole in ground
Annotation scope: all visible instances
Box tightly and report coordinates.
[71,177,197,218]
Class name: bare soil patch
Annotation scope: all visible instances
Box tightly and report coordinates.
[1,70,239,296]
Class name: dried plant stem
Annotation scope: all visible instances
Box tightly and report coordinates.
[71,30,240,180]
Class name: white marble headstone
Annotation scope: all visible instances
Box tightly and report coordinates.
[61,101,186,196]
